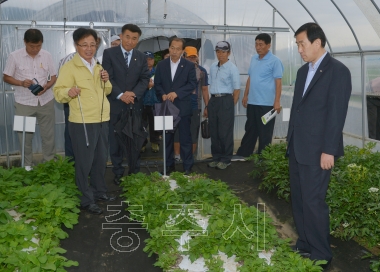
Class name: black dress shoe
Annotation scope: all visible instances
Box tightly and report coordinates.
[161,166,175,176]
[80,203,103,215]
[114,174,123,186]
[184,169,192,175]
[95,194,116,202]
[290,245,311,258]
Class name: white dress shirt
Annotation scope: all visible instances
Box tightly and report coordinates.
[79,56,96,75]
[170,57,180,81]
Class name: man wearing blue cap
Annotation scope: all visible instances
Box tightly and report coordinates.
[141,51,160,153]
[208,41,240,170]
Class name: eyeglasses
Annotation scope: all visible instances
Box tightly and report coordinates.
[77,43,97,49]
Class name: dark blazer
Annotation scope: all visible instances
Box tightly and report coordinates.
[286,52,352,165]
[102,46,150,114]
[154,57,197,117]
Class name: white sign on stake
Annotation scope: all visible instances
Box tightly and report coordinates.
[154,116,174,130]
[13,116,36,132]
[282,108,290,122]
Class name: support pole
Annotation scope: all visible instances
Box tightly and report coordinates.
[21,116,26,168]
[163,116,166,176]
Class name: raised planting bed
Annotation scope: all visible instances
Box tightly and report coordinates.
[250,142,380,271]
[120,172,326,271]
[0,157,80,271]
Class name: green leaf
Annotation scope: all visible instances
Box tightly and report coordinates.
[63,260,79,267]
[50,247,67,254]
[41,262,57,270]
[38,255,48,264]
[27,254,40,266]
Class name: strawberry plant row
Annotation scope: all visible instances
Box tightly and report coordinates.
[0,156,80,271]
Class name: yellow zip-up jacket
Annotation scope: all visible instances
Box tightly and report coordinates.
[54,54,112,123]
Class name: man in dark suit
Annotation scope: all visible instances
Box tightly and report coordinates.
[102,24,150,184]
[287,23,352,269]
[154,38,197,175]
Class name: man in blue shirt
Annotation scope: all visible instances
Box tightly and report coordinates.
[233,33,284,160]
[208,41,241,170]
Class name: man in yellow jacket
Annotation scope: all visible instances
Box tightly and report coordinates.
[54,28,114,215]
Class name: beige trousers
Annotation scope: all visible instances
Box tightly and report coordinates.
[14,100,56,166]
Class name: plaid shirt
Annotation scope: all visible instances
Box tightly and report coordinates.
[3,47,57,106]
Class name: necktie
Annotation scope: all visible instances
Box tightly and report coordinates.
[124,52,129,68]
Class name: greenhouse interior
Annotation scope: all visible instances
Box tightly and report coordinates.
[0,0,380,271]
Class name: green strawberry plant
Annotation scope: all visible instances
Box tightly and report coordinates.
[249,142,380,271]
[0,156,80,271]
[121,172,323,271]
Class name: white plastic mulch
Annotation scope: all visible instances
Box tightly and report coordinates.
[165,177,274,272]
[6,209,39,252]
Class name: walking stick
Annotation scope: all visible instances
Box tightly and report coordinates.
[76,86,89,147]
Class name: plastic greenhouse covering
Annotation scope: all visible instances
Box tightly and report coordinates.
[1,0,380,166]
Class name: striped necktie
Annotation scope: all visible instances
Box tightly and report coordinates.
[124,51,129,68]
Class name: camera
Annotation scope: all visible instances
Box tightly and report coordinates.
[28,78,44,96]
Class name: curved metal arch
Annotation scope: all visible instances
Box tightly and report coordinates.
[265,0,296,33]
[370,0,380,14]
[330,0,362,52]
[297,0,333,53]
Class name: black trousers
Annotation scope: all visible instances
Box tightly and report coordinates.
[109,113,125,176]
[69,121,109,207]
[289,138,332,262]
[366,96,380,140]
[236,104,275,157]
[165,115,193,171]
[208,95,234,163]
[64,103,74,161]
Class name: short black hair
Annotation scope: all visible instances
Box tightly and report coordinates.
[169,38,186,49]
[295,22,326,48]
[73,28,98,44]
[255,33,271,44]
[121,24,142,36]
[24,29,43,43]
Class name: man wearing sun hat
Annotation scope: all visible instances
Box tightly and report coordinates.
[110,35,121,47]
[207,41,240,170]
[174,46,209,160]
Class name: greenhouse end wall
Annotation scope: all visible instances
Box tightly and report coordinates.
[1,0,380,164]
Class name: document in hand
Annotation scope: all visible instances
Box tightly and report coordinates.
[261,108,281,125]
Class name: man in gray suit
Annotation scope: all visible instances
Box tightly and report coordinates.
[102,24,150,185]
[287,23,352,270]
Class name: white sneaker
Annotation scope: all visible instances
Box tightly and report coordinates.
[231,155,247,162]
[24,166,33,171]
[174,155,181,162]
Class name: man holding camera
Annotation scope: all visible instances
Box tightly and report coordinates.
[3,29,57,169]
